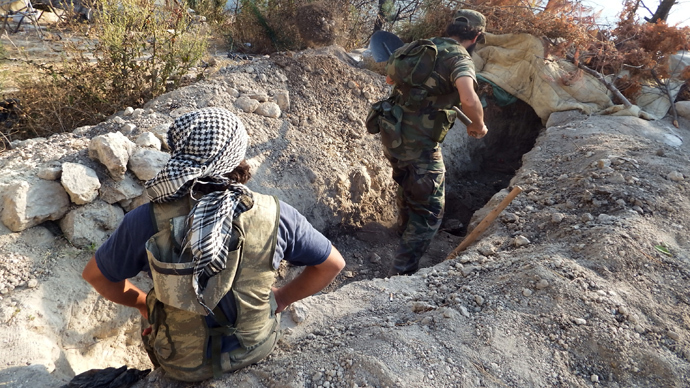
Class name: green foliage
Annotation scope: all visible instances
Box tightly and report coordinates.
[344,2,378,49]
[228,0,302,53]
[654,244,672,256]
[94,0,209,100]
[382,0,397,23]
[243,0,287,49]
[395,0,452,42]
[4,0,209,142]
[188,0,227,24]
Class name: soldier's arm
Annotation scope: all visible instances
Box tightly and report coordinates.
[82,256,149,319]
[272,246,345,313]
[455,76,488,139]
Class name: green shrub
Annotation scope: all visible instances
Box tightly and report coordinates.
[395,0,453,42]
[188,0,227,25]
[227,0,364,53]
[6,0,209,141]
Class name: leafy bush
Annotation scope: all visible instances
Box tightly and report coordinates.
[5,0,209,142]
[395,0,454,42]
[188,0,227,24]
[227,0,302,53]
[227,0,367,53]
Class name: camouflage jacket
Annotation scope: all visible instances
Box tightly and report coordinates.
[385,37,476,162]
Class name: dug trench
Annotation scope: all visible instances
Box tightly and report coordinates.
[321,92,542,287]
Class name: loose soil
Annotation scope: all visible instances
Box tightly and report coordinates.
[0,29,689,388]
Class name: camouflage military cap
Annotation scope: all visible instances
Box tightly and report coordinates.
[452,9,486,32]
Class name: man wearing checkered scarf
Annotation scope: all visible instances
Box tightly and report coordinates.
[83,107,345,381]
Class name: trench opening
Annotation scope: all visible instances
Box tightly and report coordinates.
[329,91,545,283]
[443,94,543,237]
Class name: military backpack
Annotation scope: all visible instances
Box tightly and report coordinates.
[385,39,439,96]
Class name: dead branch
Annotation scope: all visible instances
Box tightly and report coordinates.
[569,56,633,108]
[0,131,12,152]
[651,69,680,128]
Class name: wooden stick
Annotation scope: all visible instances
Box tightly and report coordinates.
[444,186,523,261]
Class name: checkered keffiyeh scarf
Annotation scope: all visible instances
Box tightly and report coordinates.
[145,107,252,314]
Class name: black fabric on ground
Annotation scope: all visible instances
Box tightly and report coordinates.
[62,365,150,388]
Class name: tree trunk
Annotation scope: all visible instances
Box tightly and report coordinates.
[373,0,389,32]
[646,0,676,23]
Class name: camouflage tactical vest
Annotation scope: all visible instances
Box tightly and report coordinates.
[144,191,280,381]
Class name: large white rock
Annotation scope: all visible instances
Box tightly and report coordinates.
[676,101,690,120]
[1,180,70,232]
[244,93,269,102]
[61,162,101,205]
[135,132,162,150]
[88,132,136,181]
[274,90,290,112]
[99,173,144,204]
[36,165,62,181]
[128,148,171,181]
[149,123,172,150]
[255,102,282,119]
[59,200,124,248]
[235,96,260,113]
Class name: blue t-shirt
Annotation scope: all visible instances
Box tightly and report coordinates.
[95,199,332,353]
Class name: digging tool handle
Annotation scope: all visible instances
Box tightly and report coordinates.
[444,186,523,261]
[452,106,472,127]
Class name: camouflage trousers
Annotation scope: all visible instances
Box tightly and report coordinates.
[386,148,445,275]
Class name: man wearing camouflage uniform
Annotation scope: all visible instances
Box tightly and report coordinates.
[377,9,489,276]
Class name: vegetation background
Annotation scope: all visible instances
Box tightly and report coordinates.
[0,0,688,149]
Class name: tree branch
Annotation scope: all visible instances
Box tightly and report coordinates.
[651,69,680,128]
[569,57,633,108]
[639,0,655,17]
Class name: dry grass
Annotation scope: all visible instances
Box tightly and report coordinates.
[0,0,209,145]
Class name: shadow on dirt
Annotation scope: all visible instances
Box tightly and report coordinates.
[445,95,542,236]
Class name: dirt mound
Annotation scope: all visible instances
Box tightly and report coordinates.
[294,2,339,47]
[0,44,689,388]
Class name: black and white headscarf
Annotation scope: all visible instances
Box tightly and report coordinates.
[146,107,252,314]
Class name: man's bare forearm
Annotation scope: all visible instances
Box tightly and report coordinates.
[82,256,149,319]
[461,95,485,132]
[455,76,486,135]
[272,246,345,313]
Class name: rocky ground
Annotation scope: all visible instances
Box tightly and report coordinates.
[0,30,689,388]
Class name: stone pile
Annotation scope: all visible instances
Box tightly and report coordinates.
[0,50,396,250]
[0,85,296,249]
[0,108,171,248]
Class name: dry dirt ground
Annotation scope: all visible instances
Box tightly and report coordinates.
[0,29,689,388]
